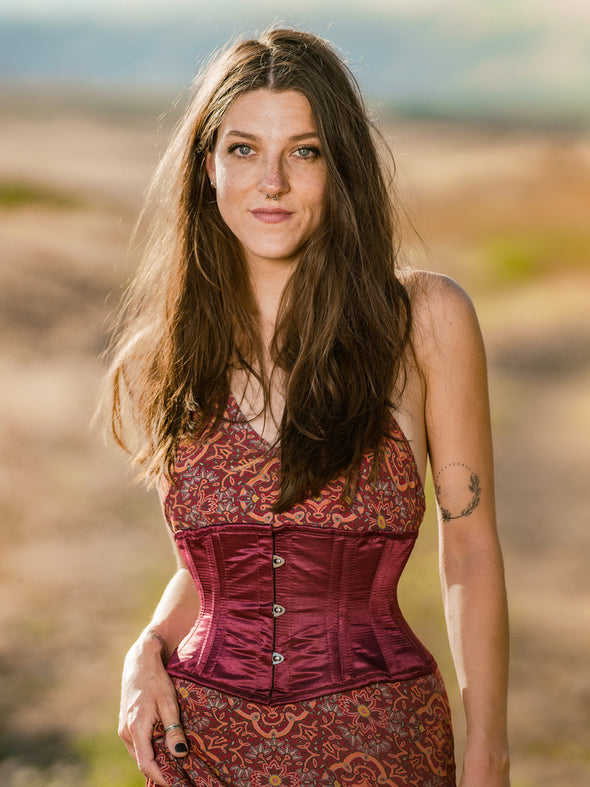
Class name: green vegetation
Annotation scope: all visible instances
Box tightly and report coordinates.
[74,731,144,787]
[0,733,142,787]
[0,180,82,209]
[482,228,590,287]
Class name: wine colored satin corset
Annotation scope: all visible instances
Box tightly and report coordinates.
[165,523,436,704]
[162,393,435,705]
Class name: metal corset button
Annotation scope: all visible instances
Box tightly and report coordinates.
[272,652,284,665]
[272,603,285,617]
[272,554,285,568]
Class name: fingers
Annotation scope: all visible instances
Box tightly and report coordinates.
[119,718,169,786]
[157,690,189,759]
[163,719,189,758]
[135,749,168,787]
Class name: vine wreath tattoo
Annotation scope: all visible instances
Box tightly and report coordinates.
[434,462,481,522]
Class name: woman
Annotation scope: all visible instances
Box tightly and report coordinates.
[106,28,510,787]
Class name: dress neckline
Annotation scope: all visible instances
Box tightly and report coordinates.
[226,390,425,500]
[228,389,279,449]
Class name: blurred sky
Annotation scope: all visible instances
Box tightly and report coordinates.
[1,0,589,124]
[1,0,461,20]
[1,0,589,23]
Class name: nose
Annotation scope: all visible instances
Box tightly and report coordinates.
[257,154,289,198]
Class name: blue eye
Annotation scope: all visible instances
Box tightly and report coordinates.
[296,146,319,159]
[229,144,252,156]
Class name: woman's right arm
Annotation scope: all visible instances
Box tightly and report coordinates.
[119,559,200,786]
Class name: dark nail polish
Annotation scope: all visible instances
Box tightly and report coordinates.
[175,742,188,754]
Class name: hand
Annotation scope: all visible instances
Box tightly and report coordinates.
[118,631,189,786]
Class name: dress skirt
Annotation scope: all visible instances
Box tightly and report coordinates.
[148,668,456,787]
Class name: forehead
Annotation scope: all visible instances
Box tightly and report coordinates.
[217,89,317,138]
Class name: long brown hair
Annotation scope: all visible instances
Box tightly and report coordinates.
[102,27,411,512]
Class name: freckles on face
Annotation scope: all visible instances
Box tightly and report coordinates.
[206,88,327,271]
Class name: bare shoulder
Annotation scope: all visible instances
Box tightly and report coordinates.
[400,269,484,372]
[401,268,476,326]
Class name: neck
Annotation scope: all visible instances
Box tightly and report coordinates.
[247,257,295,343]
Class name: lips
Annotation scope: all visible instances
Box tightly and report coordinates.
[250,208,293,224]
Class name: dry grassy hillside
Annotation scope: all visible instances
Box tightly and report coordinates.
[0,98,588,786]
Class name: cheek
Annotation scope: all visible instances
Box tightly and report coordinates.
[215,157,252,194]
[211,157,231,194]
[308,183,327,223]
[215,167,233,197]
[310,170,327,211]
[215,173,243,219]
[215,199,239,237]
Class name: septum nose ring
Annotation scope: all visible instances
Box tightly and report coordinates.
[265,194,279,201]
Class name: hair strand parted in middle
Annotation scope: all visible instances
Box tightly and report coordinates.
[104,27,411,512]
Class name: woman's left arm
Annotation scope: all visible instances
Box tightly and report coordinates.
[418,274,510,786]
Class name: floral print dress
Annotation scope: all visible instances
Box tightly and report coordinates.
[148,394,456,787]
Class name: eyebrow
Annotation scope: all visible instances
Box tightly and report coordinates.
[225,130,319,142]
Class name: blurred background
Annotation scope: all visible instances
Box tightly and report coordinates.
[0,1,589,785]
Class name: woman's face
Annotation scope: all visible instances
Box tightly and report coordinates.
[206,89,327,274]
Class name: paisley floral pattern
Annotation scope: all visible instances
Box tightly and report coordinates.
[150,671,454,787]
[148,394,455,785]
[163,393,426,535]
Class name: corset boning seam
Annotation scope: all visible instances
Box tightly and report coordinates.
[167,523,436,705]
[370,536,431,673]
[202,533,226,682]
[329,534,347,685]
[178,537,218,674]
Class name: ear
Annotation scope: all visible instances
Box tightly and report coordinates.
[205,151,216,188]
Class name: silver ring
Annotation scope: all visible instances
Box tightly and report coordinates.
[164,722,183,734]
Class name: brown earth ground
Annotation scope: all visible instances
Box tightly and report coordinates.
[0,97,588,786]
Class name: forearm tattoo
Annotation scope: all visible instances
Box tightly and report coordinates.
[434,462,481,522]
[147,629,170,662]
